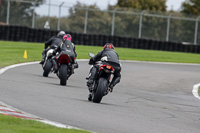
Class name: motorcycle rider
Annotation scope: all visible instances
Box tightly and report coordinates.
[39,31,66,64]
[52,34,78,74]
[64,34,78,67]
[87,43,121,92]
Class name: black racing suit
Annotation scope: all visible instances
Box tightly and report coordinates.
[88,48,121,89]
[54,40,77,62]
[41,36,63,62]
[52,40,78,73]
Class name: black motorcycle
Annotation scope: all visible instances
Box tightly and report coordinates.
[86,53,115,103]
[55,50,75,86]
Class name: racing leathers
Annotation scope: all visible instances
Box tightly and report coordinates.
[87,48,121,92]
[52,40,78,73]
[40,36,63,64]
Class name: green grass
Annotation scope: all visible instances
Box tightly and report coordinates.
[1,40,200,68]
[0,114,89,133]
[199,87,200,96]
[0,41,42,67]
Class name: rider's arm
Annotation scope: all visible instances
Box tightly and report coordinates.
[93,50,103,61]
[44,36,54,49]
[53,42,62,55]
[72,42,77,57]
[116,52,119,60]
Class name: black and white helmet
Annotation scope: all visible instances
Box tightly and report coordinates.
[57,31,66,38]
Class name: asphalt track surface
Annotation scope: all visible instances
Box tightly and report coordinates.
[0,61,200,133]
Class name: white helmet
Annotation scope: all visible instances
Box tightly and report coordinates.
[57,31,65,37]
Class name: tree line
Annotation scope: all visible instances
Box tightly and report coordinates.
[0,0,200,43]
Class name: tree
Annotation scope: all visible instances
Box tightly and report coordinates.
[116,0,167,11]
[181,0,200,15]
[0,0,45,26]
[59,2,113,35]
[110,0,168,40]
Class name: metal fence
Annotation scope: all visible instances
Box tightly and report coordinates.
[1,0,200,45]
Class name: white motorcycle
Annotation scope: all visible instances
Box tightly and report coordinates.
[42,49,55,77]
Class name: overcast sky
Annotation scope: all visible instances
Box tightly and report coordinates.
[36,0,186,16]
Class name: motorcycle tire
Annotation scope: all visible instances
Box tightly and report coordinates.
[88,93,92,101]
[59,64,68,86]
[93,78,108,103]
[43,59,53,77]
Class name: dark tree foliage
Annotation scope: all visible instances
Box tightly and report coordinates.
[181,0,200,15]
[0,0,45,26]
[116,0,167,11]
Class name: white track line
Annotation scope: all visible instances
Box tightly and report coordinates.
[0,62,39,75]
[192,83,200,100]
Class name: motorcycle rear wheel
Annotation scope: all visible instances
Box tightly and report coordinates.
[43,59,52,77]
[59,64,68,86]
[93,78,108,103]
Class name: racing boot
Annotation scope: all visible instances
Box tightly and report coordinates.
[74,59,79,69]
[88,93,92,101]
[108,84,114,92]
[53,64,58,73]
[86,67,97,87]
[52,58,58,73]
[71,64,75,74]
[39,51,46,64]
[74,63,78,69]
[39,57,45,64]
[108,76,121,92]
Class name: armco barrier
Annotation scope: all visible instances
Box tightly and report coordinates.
[0,25,200,53]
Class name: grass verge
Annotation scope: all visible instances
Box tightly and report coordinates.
[199,86,200,96]
[0,114,89,133]
[1,40,200,68]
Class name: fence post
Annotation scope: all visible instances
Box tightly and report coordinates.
[84,8,89,34]
[111,8,117,36]
[166,13,173,41]
[6,0,10,24]
[57,2,64,31]
[32,0,37,28]
[194,16,200,45]
[138,10,145,38]
[48,0,51,21]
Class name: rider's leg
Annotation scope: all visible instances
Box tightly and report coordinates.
[87,66,98,86]
[109,70,121,92]
[52,57,58,73]
[40,48,50,64]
